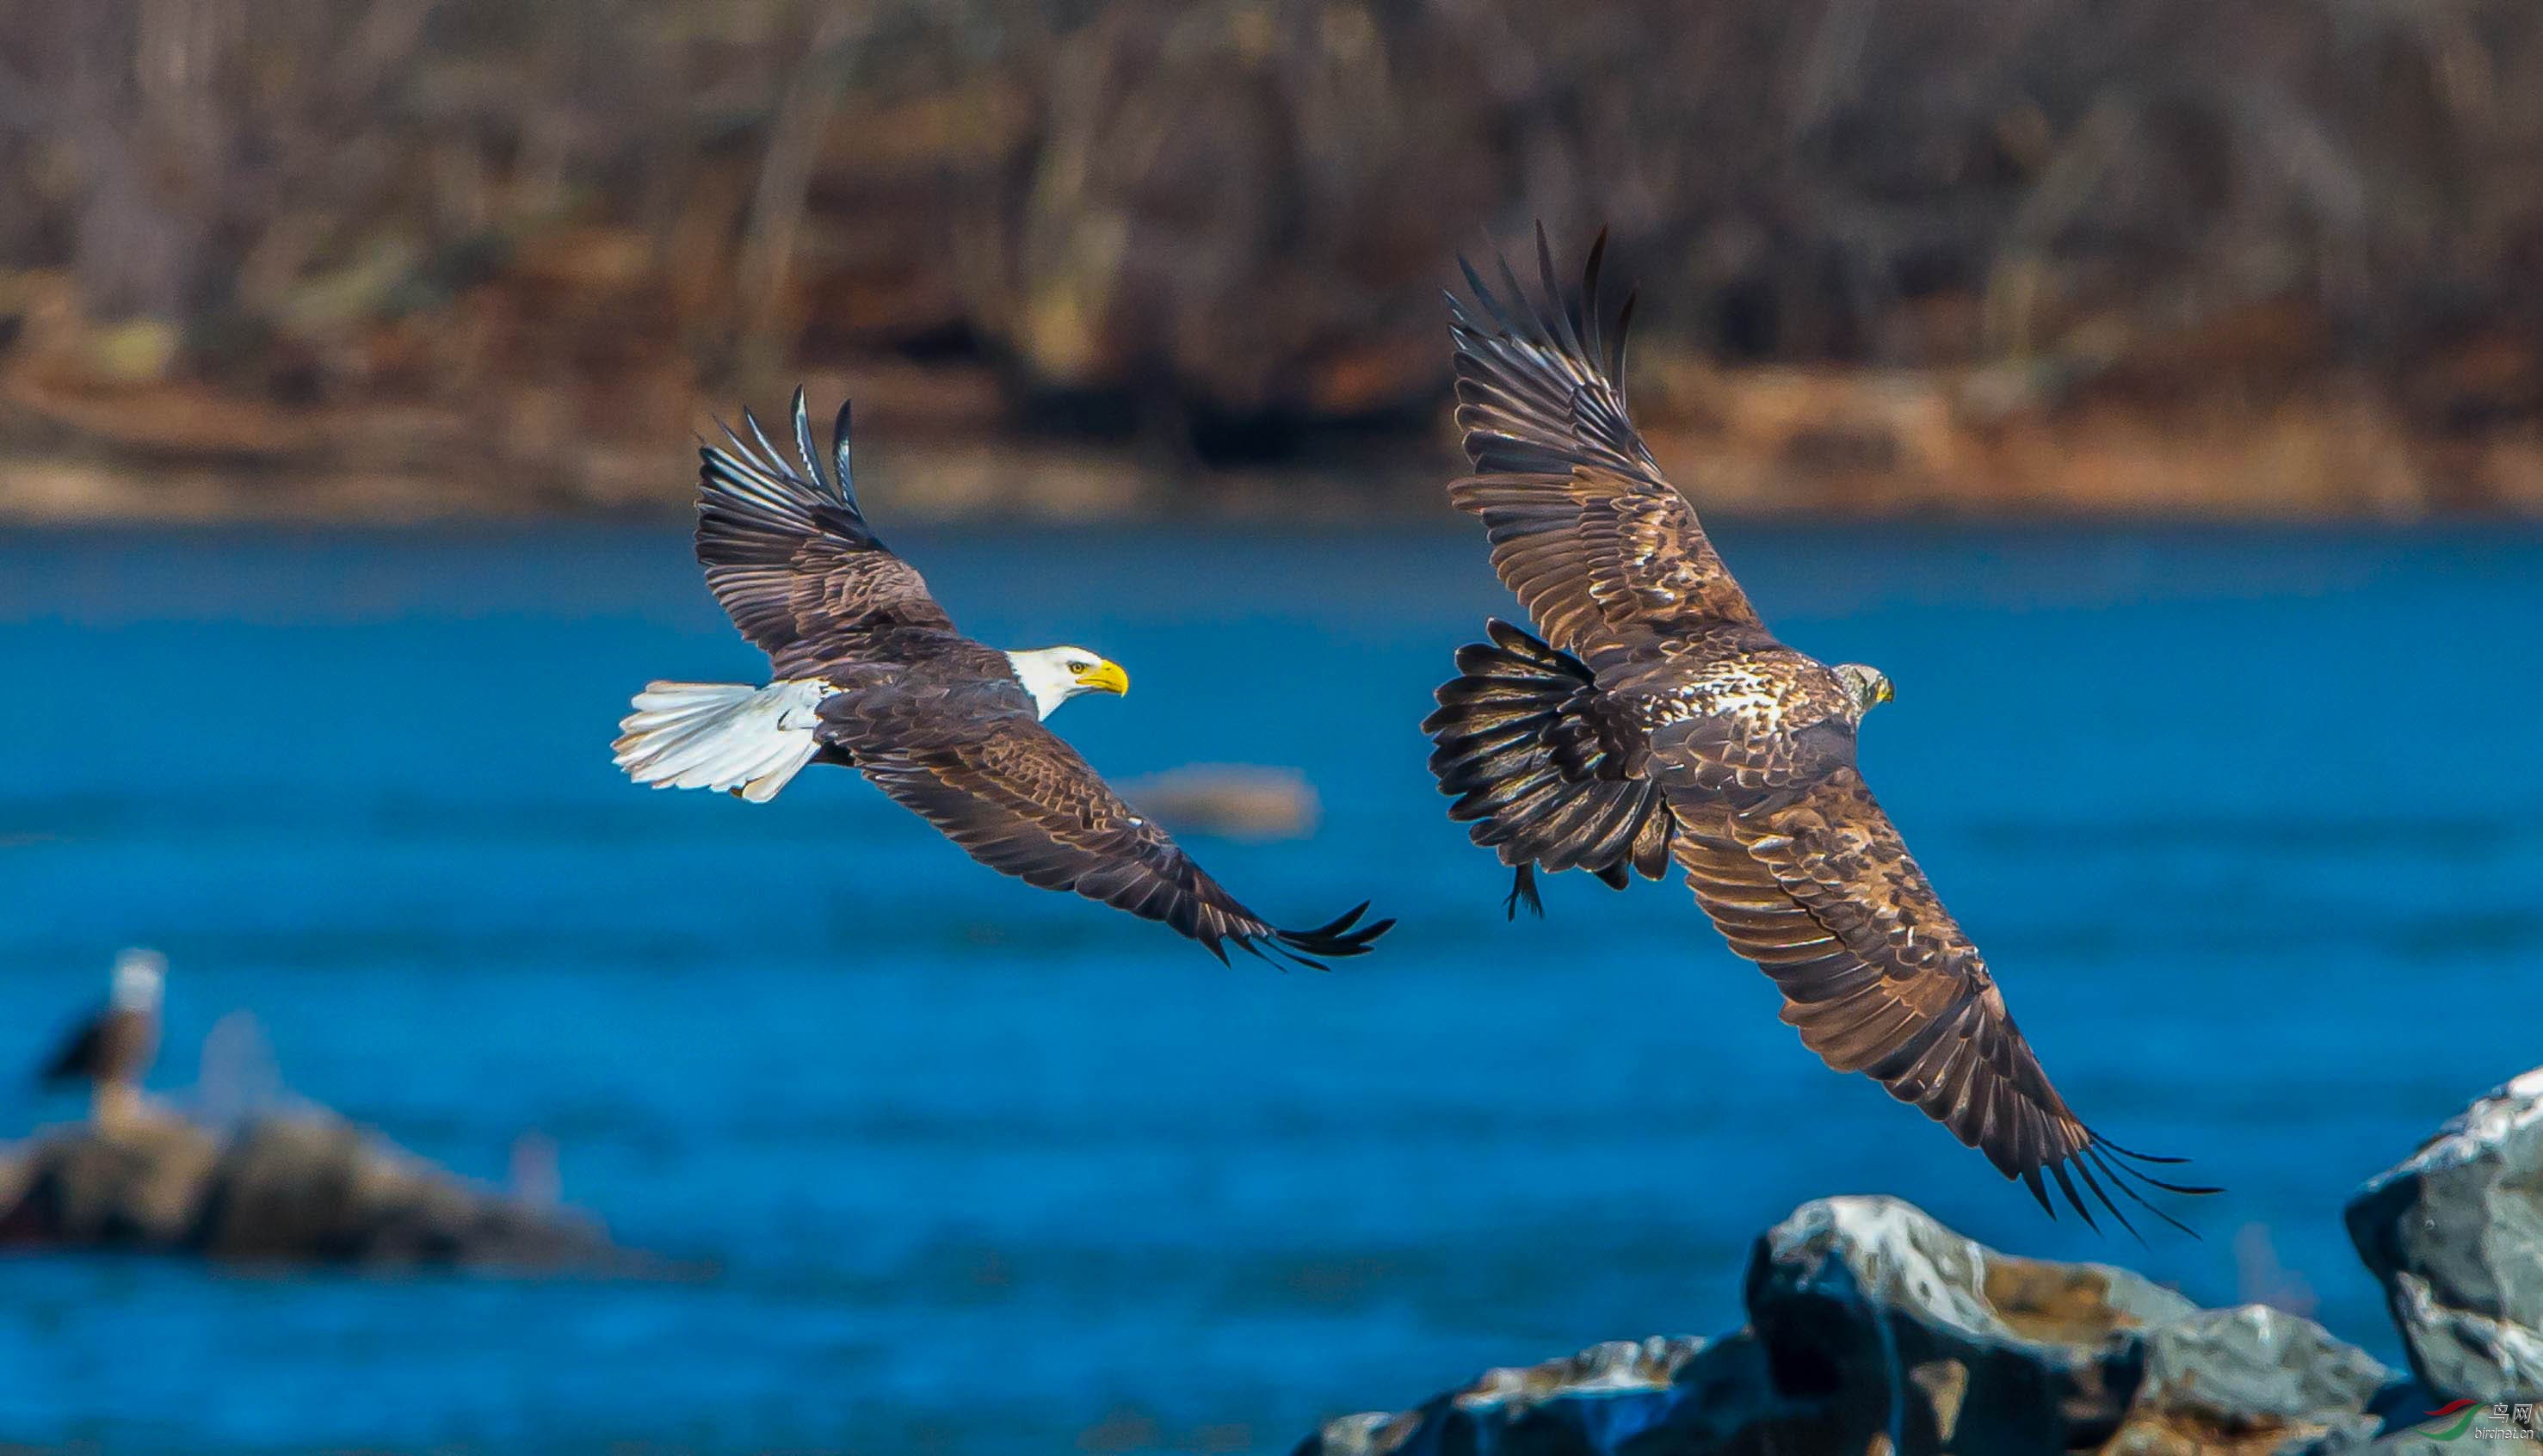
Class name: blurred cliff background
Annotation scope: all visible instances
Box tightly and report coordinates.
[4,0,2543,521]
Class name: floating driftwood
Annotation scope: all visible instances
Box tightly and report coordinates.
[1114,764,1322,841]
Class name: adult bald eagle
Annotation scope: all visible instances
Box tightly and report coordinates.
[1421,231,2213,1232]
[40,948,164,1125]
[614,392,1390,968]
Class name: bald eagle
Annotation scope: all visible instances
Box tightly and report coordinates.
[614,392,1391,968]
[40,948,164,1125]
[1421,231,2213,1232]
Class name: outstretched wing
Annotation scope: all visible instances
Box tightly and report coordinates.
[695,388,954,678]
[823,703,1391,968]
[1448,227,1761,663]
[37,1011,105,1087]
[1668,767,2213,1234]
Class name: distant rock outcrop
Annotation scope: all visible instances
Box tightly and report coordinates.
[1114,764,1322,841]
[2346,1067,2543,1404]
[0,1110,613,1268]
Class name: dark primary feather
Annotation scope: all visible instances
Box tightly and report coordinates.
[37,1017,103,1086]
[819,692,1390,969]
[1435,233,2213,1231]
[1667,770,2213,1236]
[1447,224,1761,663]
[39,1006,153,1089]
[694,388,954,680]
[1423,618,1673,916]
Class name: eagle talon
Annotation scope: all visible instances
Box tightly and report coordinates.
[1503,865,1544,919]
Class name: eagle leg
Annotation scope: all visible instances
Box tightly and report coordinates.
[1504,864,1544,920]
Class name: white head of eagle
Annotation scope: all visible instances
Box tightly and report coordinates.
[1004,646,1131,720]
[111,948,165,1013]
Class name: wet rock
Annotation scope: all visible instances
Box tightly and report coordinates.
[1747,1195,2193,1451]
[2346,1066,2543,1403]
[1299,1195,2387,1456]
[1755,1198,2387,1453]
[1289,1332,1849,1456]
[0,1109,612,1268]
[2111,1305,2392,1453]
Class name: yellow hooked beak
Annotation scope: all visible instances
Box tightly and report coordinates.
[1876,678,1895,705]
[1075,658,1131,696]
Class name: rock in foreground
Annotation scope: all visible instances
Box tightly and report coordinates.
[1298,1196,2388,1456]
[1299,1069,2543,1454]
[2346,1067,2543,1404]
[0,1111,613,1268]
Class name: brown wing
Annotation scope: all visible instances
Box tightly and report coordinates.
[1669,768,2213,1233]
[694,389,954,679]
[825,705,1389,968]
[38,1006,151,1088]
[1447,228,1762,663]
[37,1011,106,1086]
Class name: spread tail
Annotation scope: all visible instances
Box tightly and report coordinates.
[1423,619,1674,915]
[613,680,825,803]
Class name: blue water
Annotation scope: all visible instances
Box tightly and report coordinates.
[0,524,2537,1454]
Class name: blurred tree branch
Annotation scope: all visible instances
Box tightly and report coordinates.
[0,0,2536,517]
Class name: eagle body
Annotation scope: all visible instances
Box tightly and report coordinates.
[40,1007,157,1090]
[780,626,1016,707]
[792,634,1040,767]
[1423,231,2211,1231]
[40,950,164,1125]
[615,393,1388,967]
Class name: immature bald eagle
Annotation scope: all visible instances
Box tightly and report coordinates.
[1422,231,2213,1231]
[40,948,164,1125]
[614,392,1390,967]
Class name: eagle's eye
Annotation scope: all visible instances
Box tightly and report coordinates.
[1068,659,1092,674]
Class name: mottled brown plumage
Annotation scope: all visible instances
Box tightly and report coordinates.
[633,392,1390,968]
[1423,231,2213,1232]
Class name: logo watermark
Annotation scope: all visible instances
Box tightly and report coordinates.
[2424,1401,2541,1442]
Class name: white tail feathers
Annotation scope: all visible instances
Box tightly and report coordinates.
[614,680,827,803]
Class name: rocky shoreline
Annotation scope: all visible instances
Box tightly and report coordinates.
[7,366,2540,526]
[1296,1069,2543,1455]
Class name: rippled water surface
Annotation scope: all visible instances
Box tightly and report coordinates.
[1,524,2537,1453]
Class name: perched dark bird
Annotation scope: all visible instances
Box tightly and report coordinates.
[40,949,164,1124]
[614,392,1392,968]
[1421,229,2214,1232]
